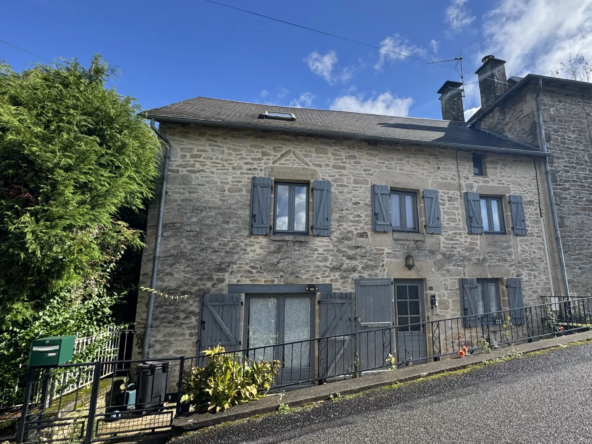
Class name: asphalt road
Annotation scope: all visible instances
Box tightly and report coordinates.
[185,342,592,444]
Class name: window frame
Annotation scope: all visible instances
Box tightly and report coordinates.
[390,190,419,233]
[473,153,484,176]
[480,196,506,234]
[272,182,310,235]
[476,279,502,324]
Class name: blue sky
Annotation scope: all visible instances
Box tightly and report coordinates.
[2,0,591,120]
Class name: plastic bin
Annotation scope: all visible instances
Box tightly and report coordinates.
[135,361,170,410]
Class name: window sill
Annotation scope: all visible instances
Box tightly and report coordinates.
[392,232,425,241]
[270,235,312,242]
[483,234,512,243]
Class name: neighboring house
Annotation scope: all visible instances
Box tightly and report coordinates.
[467,55,592,297]
[135,55,565,373]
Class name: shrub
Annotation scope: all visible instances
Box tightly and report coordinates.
[181,345,281,412]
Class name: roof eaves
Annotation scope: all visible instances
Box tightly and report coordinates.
[147,113,548,158]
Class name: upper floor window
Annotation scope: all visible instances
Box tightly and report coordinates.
[274,182,309,235]
[390,190,419,233]
[480,196,505,234]
[473,153,484,176]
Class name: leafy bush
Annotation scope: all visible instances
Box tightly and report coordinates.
[181,345,281,413]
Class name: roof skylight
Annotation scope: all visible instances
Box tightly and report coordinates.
[264,111,296,121]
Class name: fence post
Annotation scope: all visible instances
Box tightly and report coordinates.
[176,357,185,415]
[16,368,36,444]
[84,363,102,444]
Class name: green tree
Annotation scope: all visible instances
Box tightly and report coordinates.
[0,55,160,401]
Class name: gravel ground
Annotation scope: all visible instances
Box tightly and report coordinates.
[181,342,592,444]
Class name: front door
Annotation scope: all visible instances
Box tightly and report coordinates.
[245,294,314,386]
[394,280,427,366]
[355,279,394,372]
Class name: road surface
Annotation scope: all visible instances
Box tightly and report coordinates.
[185,342,592,443]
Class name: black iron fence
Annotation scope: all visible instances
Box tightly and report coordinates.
[14,297,592,444]
[16,357,184,444]
[187,296,592,390]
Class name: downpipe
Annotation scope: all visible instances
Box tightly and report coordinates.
[535,79,570,298]
[142,119,172,359]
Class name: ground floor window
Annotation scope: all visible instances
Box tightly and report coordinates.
[476,279,502,322]
[246,294,313,370]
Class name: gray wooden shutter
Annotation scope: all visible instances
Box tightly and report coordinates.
[199,293,242,353]
[423,189,442,235]
[250,177,271,235]
[313,180,332,236]
[319,293,354,378]
[507,278,524,325]
[464,192,483,234]
[372,185,392,232]
[509,195,527,236]
[460,278,478,328]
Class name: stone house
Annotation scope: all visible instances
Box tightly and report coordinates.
[134,55,568,375]
[466,55,592,298]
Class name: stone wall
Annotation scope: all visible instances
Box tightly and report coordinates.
[134,124,554,359]
[481,80,592,296]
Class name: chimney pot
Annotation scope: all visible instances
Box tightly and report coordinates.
[438,80,465,122]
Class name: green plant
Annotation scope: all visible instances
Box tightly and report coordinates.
[543,308,564,336]
[502,316,513,340]
[386,353,396,371]
[277,392,289,413]
[478,337,491,354]
[181,345,281,413]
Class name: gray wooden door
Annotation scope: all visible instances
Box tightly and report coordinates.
[199,294,242,365]
[319,292,354,379]
[355,279,394,371]
[394,281,427,366]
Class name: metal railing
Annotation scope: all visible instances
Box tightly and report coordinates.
[186,297,592,391]
[17,357,184,444]
[1,329,133,411]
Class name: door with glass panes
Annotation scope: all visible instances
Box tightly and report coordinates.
[245,294,314,386]
[394,280,427,366]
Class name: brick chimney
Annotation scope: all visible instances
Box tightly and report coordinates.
[475,55,509,109]
[437,81,465,122]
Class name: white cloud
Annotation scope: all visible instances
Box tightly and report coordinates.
[260,90,269,98]
[276,86,289,99]
[305,50,352,85]
[375,35,424,71]
[430,39,439,53]
[289,92,316,108]
[330,92,413,117]
[464,106,480,120]
[446,0,475,31]
[482,0,592,78]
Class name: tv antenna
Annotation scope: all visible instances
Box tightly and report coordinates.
[428,56,465,96]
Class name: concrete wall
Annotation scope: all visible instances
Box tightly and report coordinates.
[134,124,554,359]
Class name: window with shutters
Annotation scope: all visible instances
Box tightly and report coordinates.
[390,190,419,232]
[273,182,309,235]
[476,279,502,323]
[480,196,505,234]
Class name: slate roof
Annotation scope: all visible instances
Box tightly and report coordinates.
[145,97,540,153]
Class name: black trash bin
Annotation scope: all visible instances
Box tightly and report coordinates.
[135,361,170,411]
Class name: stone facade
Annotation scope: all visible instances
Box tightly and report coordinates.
[135,123,554,359]
[481,80,592,296]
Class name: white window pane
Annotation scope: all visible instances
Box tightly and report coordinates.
[405,195,415,229]
[391,194,401,228]
[249,298,277,361]
[294,186,307,232]
[491,200,501,232]
[284,297,311,368]
[475,283,484,315]
[275,185,289,231]
[487,282,499,312]
[480,199,490,231]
